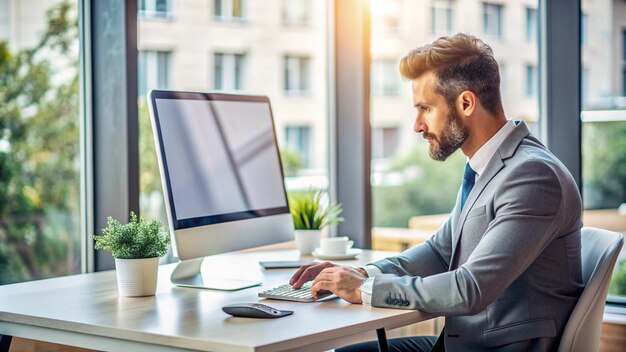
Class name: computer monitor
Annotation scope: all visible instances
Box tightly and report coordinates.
[147,90,294,290]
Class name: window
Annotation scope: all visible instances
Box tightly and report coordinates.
[214,0,246,21]
[581,0,626,304]
[140,0,170,19]
[483,3,503,39]
[284,55,311,94]
[214,53,246,91]
[282,0,310,26]
[526,7,537,42]
[371,60,402,96]
[371,0,403,31]
[431,0,454,35]
[525,64,537,98]
[0,1,81,284]
[370,1,538,238]
[138,0,331,239]
[285,126,311,168]
[138,51,170,97]
[372,127,400,160]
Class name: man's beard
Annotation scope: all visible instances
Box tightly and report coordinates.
[425,108,469,161]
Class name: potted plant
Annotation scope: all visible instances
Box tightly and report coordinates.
[90,212,170,297]
[289,190,344,255]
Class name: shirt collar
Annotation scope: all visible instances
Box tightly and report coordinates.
[468,120,516,177]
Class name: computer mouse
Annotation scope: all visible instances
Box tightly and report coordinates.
[222,303,294,319]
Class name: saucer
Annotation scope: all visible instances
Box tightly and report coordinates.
[312,248,363,260]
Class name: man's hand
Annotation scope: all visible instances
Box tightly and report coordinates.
[289,261,336,289]
[311,266,368,304]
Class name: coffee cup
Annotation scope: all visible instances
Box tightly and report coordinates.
[319,236,354,255]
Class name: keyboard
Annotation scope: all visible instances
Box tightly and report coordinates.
[258,282,333,302]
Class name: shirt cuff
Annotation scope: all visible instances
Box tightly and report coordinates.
[360,277,375,305]
[363,265,382,278]
[359,265,381,305]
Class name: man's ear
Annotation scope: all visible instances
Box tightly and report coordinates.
[456,91,476,117]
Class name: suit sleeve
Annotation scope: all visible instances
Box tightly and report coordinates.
[371,160,565,315]
[369,209,456,278]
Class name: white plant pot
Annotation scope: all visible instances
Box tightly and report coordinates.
[114,257,159,297]
[294,229,322,255]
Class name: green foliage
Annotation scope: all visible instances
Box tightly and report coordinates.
[139,101,162,195]
[280,147,303,177]
[372,142,465,227]
[289,190,343,230]
[0,1,80,284]
[90,212,170,259]
[609,260,626,296]
[582,121,626,209]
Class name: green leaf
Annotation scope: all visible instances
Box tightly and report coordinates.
[90,212,170,259]
[288,189,343,230]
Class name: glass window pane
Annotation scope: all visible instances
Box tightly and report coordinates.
[370,1,538,251]
[582,0,626,303]
[140,0,170,19]
[526,7,538,42]
[138,1,331,260]
[483,3,503,39]
[0,1,81,284]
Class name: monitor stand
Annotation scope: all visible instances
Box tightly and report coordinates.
[170,257,261,291]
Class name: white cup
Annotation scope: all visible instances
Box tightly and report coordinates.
[320,236,354,255]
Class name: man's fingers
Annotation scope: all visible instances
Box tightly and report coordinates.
[289,264,313,286]
[291,262,336,288]
[311,280,333,298]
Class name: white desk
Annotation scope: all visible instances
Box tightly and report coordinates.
[0,249,435,352]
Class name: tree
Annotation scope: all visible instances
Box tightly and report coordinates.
[0,1,79,284]
[582,121,626,209]
[372,142,465,228]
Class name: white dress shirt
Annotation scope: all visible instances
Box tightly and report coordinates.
[360,120,516,305]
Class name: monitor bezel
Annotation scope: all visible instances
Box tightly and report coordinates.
[148,90,291,231]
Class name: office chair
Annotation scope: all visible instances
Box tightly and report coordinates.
[557,227,624,352]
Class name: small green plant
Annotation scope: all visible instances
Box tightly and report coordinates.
[90,212,170,259]
[289,190,343,230]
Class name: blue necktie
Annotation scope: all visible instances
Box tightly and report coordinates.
[461,163,477,210]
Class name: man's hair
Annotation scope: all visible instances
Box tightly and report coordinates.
[399,33,503,117]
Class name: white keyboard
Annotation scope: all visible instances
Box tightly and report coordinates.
[258,282,333,302]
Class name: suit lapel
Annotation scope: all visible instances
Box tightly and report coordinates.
[448,121,531,269]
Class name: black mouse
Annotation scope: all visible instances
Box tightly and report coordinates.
[222,303,293,319]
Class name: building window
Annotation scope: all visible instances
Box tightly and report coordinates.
[284,55,311,94]
[482,3,503,39]
[285,126,311,167]
[139,0,170,19]
[372,127,400,159]
[214,0,246,21]
[431,0,453,35]
[138,51,170,97]
[371,0,402,31]
[371,60,402,96]
[525,64,537,98]
[213,53,245,91]
[282,0,310,26]
[526,7,537,42]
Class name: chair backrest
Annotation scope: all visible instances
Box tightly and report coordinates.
[558,227,624,352]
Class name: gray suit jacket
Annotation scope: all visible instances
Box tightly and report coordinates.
[370,121,583,351]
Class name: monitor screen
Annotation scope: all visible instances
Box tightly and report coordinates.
[150,92,289,230]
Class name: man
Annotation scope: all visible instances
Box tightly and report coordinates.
[289,33,583,351]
